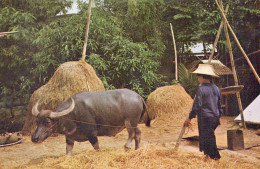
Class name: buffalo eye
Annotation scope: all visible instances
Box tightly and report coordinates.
[37,117,51,125]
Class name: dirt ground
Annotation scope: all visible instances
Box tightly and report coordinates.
[0,116,259,169]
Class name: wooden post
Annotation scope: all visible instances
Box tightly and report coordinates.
[170,23,178,81]
[208,4,229,64]
[215,0,260,84]
[81,0,93,62]
[220,0,246,128]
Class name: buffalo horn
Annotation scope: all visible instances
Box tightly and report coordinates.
[49,98,75,118]
[32,100,41,116]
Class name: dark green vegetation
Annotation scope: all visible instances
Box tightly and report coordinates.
[0,0,259,132]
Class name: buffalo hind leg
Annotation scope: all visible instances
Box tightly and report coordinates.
[66,137,74,157]
[88,135,100,151]
[125,120,135,149]
[134,127,141,150]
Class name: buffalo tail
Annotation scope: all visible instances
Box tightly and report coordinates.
[140,97,151,127]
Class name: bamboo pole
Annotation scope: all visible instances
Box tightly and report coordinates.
[170,23,178,81]
[81,0,93,62]
[0,31,19,35]
[220,0,246,128]
[208,5,229,64]
[232,50,260,63]
[215,0,260,84]
[174,120,187,150]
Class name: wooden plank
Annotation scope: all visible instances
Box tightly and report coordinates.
[220,85,244,95]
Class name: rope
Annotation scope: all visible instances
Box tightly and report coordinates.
[35,119,188,139]
[61,118,137,128]
[60,117,183,129]
[41,122,58,135]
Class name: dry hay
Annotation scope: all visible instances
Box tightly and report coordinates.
[16,145,260,169]
[143,84,194,127]
[22,61,105,135]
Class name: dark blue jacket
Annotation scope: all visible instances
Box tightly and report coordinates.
[189,83,222,119]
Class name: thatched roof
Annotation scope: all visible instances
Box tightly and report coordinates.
[187,60,232,75]
[201,60,232,75]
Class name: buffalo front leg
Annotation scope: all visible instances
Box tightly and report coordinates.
[85,126,100,151]
[134,127,141,150]
[66,137,74,157]
[88,135,100,151]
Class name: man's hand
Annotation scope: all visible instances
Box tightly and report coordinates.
[184,118,191,127]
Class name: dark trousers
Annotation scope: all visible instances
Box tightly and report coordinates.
[198,116,221,159]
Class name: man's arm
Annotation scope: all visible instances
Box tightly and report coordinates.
[184,89,201,126]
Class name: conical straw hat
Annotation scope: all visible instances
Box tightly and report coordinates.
[191,64,219,77]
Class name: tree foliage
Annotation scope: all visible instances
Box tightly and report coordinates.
[0,7,37,101]
[0,0,259,108]
[0,0,73,22]
[31,4,164,98]
[175,63,199,98]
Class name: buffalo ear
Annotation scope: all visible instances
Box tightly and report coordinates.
[49,98,75,119]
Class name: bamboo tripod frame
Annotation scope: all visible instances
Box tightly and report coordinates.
[215,0,260,84]
[220,2,246,129]
[208,5,229,63]
[213,0,249,128]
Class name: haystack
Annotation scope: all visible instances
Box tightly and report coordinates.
[143,84,194,127]
[22,61,105,135]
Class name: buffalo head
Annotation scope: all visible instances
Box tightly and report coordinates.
[31,98,75,143]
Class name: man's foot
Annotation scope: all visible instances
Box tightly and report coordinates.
[204,155,211,161]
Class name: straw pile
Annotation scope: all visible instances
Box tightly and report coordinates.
[143,84,193,127]
[22,61,105,135]
[17,146,260,169]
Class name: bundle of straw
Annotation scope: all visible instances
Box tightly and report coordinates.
[143,84,193,127]
[22,61,105,135]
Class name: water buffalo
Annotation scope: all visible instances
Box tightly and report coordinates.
[31,89,151,156]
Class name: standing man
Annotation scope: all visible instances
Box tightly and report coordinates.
[184,64,222,160]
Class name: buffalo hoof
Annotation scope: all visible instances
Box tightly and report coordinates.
[135,145,141,150]
[66,152,72,157]
[93,143,100,151]
[124,144,131,151]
